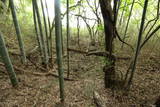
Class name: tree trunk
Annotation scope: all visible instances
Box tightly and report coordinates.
[44,0,52,63]
[33,0,48,66]
[9,0,26,64]
[32,0,43,56]
[0,31,18,87]
[54,0,65,102]
[121,0,135,48]
[40,0,50,58]
[99,0,116,88]
[66,0,70,78]
[125,0,149,89]
[119,0,127,26]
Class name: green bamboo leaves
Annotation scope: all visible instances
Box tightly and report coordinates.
[0,32,18,87]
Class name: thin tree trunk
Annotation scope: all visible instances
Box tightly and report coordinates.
[77,14,80,47]
[140,25,160,50]
[44,0,52,63]
[119,0,127,26]
[44,0,51,31]
[49,19,55,63]
[121,0,135,48]
[126,0,149,89]
[32,1,43,56]
[40,0,50,58]
[115,0,122,25]
[66,0,70,78]
[33,0,48,66]
[9,0,26,64]
[54,0,64,102]
[59,21,64,57]
[113,0,118,25]
[0,31,18,87]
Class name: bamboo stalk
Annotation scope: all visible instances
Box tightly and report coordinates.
[0,32,18,87]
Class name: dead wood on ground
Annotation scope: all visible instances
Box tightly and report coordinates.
[32,72,77,81]
[93,91,106,107]
[0,62,26,73]
[68,48,131,60]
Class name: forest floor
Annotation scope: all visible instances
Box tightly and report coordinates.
[0,39,160,107]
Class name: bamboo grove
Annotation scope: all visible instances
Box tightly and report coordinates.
[0,0,159,103]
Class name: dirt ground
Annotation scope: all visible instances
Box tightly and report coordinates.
[0,41,160,107]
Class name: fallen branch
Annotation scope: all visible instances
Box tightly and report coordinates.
[0,62,25,73]
[116,56,131,60]
[27,46,39,56]
[87,51,131,60]
[8,51,47,72]
[9,51,22,56]
[68,48,131,60]
[68,48,88,54]
[93,91,106,107]
[87,51,116,60]
[32,72,76,81]
[9,46,39,57]
[27,58,47,72]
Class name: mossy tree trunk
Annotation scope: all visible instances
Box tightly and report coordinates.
[0,31,18,87]
[9,0,26,64]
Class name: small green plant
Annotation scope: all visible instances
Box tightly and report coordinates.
[100,57,112,66]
